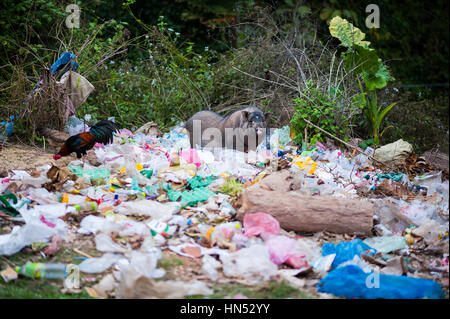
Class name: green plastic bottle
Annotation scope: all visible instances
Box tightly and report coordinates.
[15,263,67,279]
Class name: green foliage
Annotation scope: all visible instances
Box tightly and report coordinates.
[329,16,396,145]
[81,17,216,131]
[381,87,449,154]
[290,84,348,145]
[219,178,243,197]
[329,16,371,49]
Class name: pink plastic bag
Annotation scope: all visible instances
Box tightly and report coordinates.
[180,149,202,168]
[243,212,280,238]
[264,235,296,265]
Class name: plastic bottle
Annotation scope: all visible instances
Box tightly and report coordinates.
[147,220,176,238]
[59,193,86,205]
[73,201,98,212]
[199,222,242,245]
[15,263,67,279]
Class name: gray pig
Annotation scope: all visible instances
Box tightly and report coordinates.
[185,106,269,152]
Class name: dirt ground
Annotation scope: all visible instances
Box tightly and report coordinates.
[0,143,79,173]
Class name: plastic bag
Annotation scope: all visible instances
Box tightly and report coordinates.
[66,115,89,136]
[363,236,407,254]
[11,170,50,188]
[264,235,297,265]
[78,215,110,235]
[0,205,68,255]
[180,149,202,168]
[121,251,165,279]
[321,239,376,269]
[115,200,180,221]
[411,219,448,244]
[373,139,413,165]
[78,253,124,273]
[201,254,221,281]
[243,212,280,238]
[220,244,278,283]
[95,233,128,253]
[270,126,291,150]
[68,164,110,180]
[318,265,445,299]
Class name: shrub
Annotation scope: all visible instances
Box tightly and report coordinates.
[290,84,349,145]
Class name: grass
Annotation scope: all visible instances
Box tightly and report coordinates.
[188,281,315,299]
[0,238,99,299]
[158,256,185,271]
[0,277,93,299]
[219,179,244,198]
[2,249,316,299]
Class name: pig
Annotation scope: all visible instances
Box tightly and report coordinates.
[185,106,269,152]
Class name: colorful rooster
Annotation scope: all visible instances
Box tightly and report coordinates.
[53,120,120,160]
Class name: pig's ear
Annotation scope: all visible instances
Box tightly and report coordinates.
[241,111,249,121]
[264,112,271,121]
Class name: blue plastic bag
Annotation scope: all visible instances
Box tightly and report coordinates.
[0,115,15,136]
[50,52,79,78]
[322,239,376,269]
[318,265,445,299]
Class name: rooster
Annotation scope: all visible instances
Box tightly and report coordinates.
[53,120,120,160]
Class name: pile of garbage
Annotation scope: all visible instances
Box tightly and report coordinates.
[0,123,448,299]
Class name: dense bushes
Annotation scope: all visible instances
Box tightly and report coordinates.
[0,0,448,155]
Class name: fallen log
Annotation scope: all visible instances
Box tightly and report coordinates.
[236,184,374,236]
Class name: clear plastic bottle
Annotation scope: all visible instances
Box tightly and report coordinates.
[15,263,67,279]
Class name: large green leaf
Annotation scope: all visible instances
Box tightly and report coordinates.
[329,16,371,49]
[344,46,377,74]
[344,46,391,90]
[377,102,398,127]
[363,61,392,90]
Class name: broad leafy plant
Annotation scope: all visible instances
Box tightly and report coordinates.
[329,16,397,145]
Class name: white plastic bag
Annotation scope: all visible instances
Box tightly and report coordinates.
[95,233,128,253]
[78,253,124,273]
[115,200,180,221]
[220,244,277,282]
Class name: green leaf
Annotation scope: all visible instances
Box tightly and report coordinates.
[298,6,311,17]
[352,93,367,109]
[363,61,392,90]
[329,16,371,49]
[320,8,334,21]
[378,102,398,126]
[330,10,342,19]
